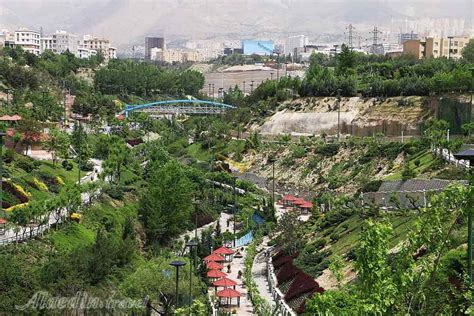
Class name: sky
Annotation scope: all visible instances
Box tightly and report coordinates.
[0,0,471,48]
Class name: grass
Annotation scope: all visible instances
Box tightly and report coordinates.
[186,143,212,161]
[49,222,96,253]
[385,150,437,180]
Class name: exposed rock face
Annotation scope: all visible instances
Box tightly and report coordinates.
[259,96,433,137]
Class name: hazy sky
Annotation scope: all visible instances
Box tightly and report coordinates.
[0,0,470,48]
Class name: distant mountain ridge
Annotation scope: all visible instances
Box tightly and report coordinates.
[0,0,469,49]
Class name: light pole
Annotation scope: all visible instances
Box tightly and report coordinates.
[470,67,474,105]
[193,198,200,241]
[250,80,254,93]
[232,177,237,248]
[242,81,246,94]
[276,52,280,81]
[0,132,6,219]
[270,72,274,80]
[212,84,215,100]
[268,155,276,208]
[453,150,474,283]
[337,89,342,141]
[170,260,187,308]
[186,240,198,309]
[208,83,211,97]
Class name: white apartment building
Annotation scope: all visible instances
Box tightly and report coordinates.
[77,47,97,59]
[53,30,78,54]
[14,28,41,55]
[83,37,110,53]
[108,47,117,60]
[40,36,54,52]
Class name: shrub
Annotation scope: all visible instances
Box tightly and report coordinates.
[15,156,36,172]
[105,185,124,200]
[315,143,340,157]
[290,145,306,159]
[62,159,73,171]
[330,232,340,242]
[361,180,382,193]
[414,159,421,167]
[3,149,15,163]
[80,160,94,172]
[314,238,327,250]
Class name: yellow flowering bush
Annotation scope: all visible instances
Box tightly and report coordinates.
[5,202,29,212]
[14,183,32,198]
[32,177,49,191]
[70,213,82,221]
[56,176,65,185]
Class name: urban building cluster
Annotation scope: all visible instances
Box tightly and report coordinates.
[144,36,218,63]
[0,27,117,61]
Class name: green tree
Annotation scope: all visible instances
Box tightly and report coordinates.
[462,39,474,62]
[43,128,70,165]
[139,160,193,245]
[103,139,128,185]
[336,44,357,75]
[179,70,205,95]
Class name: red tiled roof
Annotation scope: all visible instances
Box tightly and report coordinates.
[207,269,227,278]
[213,246,234,255]
[293,198,307,205]
[213,277,237,287]
[300,202,313,209]
[217,288,241,298]
[204,253,225,262]
[283,195,297,201]
[207,261,224,270]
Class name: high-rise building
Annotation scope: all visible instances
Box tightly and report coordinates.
[145,37,165,60]
[52,30,78,54]
[14,28,41,55]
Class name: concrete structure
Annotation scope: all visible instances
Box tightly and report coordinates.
[400,32,419,44]
[77,47,96,59]
[14,28,40,55]
[40,36,54,52]
[151,48,203,63]
[145,36,165,60]
[403,36,471,59]
[285,35,308,56]
[82,36,111,59]
[108,47,117,60]
[242,40,274,55]
[52,30,78,54]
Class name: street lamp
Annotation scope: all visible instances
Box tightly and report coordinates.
[0,132,6,218]
[270,72,274,80]
[470,67,474,104]
[192,198,200,241]
[186,240,198,309]
[232,177,237,247]
[242,81,246,94]
[453,149,474,282]
[337,89,342,141]
[169,260,187,308]
[268,155,277,208]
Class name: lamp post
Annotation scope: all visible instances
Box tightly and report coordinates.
[250,80,254,93]
[268,155,276,208]
[232,177,237,248]
[470,67,474,105]
[192,198,200,241]
[270,72,274,80]
[212,84,215,100]
[453,149,474,282]
[186,240,198,309]
[0,132,6,219]
[242,81,246,94]
[337,89,342,141]
[208,83,211,97]
[170,260,187,308]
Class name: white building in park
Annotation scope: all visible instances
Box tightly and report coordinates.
[14,28,41,55]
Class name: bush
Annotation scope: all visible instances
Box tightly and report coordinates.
[15,155,36,172]
[62,159,73,171]
[315,144,340,157]
[330,232,340,242]
[105,185,124,200]
[80,160,94,172]
[361,180,382,193]
[314,238,327,250]
[3,149,15,163]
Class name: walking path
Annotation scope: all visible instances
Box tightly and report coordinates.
[251,236,275,309]
[0,159,103,245]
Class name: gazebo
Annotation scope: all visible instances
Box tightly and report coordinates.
[213,246,235,262]
[0,218,6,235]
[213,277,237,292]
[282,195,297,208]
[207,269,227,282]
[217,288,242,307]
[299,201,313,214]
[207,261,224,270]
[203,253,225,262]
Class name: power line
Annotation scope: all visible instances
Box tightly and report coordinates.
[368,25,383,54]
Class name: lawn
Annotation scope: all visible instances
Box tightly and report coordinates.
[385,150,437,180]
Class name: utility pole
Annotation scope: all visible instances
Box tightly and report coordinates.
[232,177,237,248]
[346,24,355,48]
[270,72,274,80]
[242,81,246,94]
[208,83,211,97]
[337,89,342,141]
[250,80,254,93]
[369,25,383,54]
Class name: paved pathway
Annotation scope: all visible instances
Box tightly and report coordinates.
[251,236,275,309]
[0,159,103,245]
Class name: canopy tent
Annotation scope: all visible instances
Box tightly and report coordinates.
[204,253,225,262]
[282,194,297,207]
[217,288,242,307]
[207,261,224,270]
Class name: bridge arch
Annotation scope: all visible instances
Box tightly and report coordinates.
[124,99,236,117]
